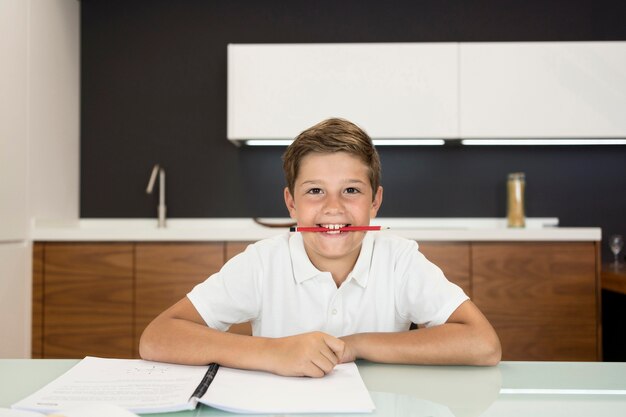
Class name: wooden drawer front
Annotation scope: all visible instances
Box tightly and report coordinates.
[135,243,224,357]
[43,243,134,358]
[419,242,471,297]
[472,242,598,361]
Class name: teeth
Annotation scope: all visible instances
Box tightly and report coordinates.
[320,224,347,230]
[318,224,348,234]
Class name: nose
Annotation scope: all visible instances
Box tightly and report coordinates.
[322,192,345,215]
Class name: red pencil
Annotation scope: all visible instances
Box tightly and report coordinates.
[289,226,388,232]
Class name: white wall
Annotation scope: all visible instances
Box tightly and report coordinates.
[0,0,30,359]
[0,0,79,358]
[0,0,29,241]
[29,0,80,221]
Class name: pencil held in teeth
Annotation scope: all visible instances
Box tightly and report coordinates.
[289,225,388,232]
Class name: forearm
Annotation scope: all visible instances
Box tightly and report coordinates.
[342,323,501,366]
[140,315,346,377]
[139,316,273,370]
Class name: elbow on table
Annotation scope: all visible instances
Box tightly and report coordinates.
[138,324,161,362]
[475,333,502,366]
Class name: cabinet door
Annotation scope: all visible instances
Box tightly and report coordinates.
[135,243,224,357]
[460,42,626,139]
[472,242,599,361]
[43,243,134,358]
[419,242,471,297]
[228,43,459,143]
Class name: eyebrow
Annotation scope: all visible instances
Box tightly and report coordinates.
[298,179,367,186]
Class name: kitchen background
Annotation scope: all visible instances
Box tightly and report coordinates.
[80,0,626,263]
[2,0,625,360]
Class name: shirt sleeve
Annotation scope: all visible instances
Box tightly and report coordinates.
[187,245,262,331]
[395,241,469,327]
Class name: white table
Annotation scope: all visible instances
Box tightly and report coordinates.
[1,360,625,416]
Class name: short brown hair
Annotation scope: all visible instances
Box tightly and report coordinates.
[282,118,381,198]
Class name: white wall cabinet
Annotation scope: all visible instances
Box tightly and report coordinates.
[228,43,459,143]
[459,42,626,138]
[229,41,626,144]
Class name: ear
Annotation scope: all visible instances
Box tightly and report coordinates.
[370,186,383,218]
[284,187,297,220]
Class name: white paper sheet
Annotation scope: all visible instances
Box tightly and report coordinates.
[1,404,139,417]
[200,362,375,413]
[11,357,207,414]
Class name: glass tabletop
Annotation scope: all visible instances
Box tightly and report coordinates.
[2,360,625,417]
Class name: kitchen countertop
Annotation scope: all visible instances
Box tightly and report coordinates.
[30,217,602,242]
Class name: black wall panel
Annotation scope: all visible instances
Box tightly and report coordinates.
[81,0,626,259]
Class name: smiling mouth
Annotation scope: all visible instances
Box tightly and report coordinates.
[317,224,351,234]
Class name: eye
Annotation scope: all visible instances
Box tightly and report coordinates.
[306,188,323,195]
[345,187,361,194]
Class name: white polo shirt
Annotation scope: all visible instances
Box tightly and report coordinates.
[188,232,468,338]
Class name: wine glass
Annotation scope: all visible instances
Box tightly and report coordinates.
[609,234,624,265]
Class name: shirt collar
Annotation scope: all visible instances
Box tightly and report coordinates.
[289,233,325,283]
[288,232,374,287]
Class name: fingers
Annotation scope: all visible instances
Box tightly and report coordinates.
[323,333,346,361]
[271,332,346,378]
[297,333,345,377]
[312,345,338,375]
[307,334,346,377]
[319,345,339,368]
[307,358,330,378]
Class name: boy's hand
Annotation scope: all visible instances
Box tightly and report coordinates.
[337,334,358,363]
[266,331,345,378]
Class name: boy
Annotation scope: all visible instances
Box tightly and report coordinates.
[140,118,501,377]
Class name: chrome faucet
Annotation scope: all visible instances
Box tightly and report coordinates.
[146,164,166,228]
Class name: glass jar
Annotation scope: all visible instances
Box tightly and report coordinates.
[507,172,525,228]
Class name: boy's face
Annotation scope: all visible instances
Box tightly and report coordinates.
[284,151,383,270]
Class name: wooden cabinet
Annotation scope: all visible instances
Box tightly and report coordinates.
[418,241,600,361]
[41,243,134,359]
[601,263,626,295]
[34,242,248,359]
[472,242,600,361]
[419,242,471,296]
[135,243,224,357]
[33,240,600,361]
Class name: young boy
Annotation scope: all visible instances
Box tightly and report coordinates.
[140,118,501,377]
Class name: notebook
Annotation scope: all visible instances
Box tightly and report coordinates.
[12,356,375,414]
